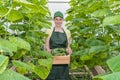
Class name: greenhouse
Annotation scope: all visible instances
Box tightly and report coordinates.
[0,0,120,80]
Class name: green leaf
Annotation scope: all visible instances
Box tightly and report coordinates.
[39,22,51,28]
[13,0,34,5]
[0,39,17,52]
[33,66,50,80]
[71,61,80,70]
[107,55,120,72]
[103,15,120,26]
[38,5,48,15]
[19,5,39,14]
[12,60,33,71]
[80,27,91,34]
[0,55,9,74]
[9,37,31,51]
[6,10,23,21]
[38,58,52,70]
[12,60,51,79]
[0,45,13,56]
[13,0,47,14]
[65,14,73,21]
[91,9,111,17]
[16,67,28,75]
[0,6,8,17]
[38,51,53,59]
[79,49,93,60]
[87,0,102,13]
[89,46,109,54]
[107,25,120,33]
[80,54,92,61]
[110,1,120,8]
[32,0,47,5]
[86,38,105,46]
[0,0,9,4]
[0,69,31,80]
[93,72,120,80]
[12,49,27,59]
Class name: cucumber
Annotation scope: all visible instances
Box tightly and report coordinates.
[51,48,68,56]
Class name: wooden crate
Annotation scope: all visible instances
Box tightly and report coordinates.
[52,55,70,64]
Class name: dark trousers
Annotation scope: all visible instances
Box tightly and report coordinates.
[46,64,69,80]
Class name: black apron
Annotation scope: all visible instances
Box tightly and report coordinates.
[46,28,69,80]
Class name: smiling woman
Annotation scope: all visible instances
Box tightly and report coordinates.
[45,11,72,80]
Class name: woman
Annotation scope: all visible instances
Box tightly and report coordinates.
[45,11,72,80]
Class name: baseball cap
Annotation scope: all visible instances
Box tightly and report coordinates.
[54,11,64,18]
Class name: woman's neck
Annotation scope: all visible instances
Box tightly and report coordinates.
[54,26,63,32]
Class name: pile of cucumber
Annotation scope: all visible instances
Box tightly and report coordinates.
[51,48,68,56]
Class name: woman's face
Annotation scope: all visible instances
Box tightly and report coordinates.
[54,17,63,27]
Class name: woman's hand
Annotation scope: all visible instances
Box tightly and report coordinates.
[66,47,72,55]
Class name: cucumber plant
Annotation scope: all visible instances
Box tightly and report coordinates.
[0,0,53,80]
[67,0,120,69]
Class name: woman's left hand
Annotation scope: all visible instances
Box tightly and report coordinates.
[66,47,72,55]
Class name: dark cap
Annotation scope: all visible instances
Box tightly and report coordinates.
[54,11,64,18]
